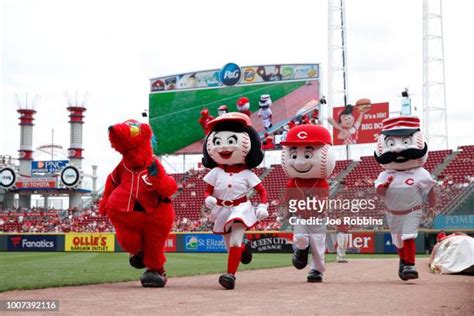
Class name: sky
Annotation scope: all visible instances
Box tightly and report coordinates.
[1,0,473,189]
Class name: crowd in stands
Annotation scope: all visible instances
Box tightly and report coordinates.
[0,207,114,233]
[1,145,472,233]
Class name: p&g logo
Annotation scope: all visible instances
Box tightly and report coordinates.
[219,63,241,86]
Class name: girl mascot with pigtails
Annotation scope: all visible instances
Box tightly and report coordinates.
[202,112,269,290]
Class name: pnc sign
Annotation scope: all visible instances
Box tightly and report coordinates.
[32,160,69,174]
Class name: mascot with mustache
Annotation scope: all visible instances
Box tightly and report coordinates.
[202,112,269,290]
[374,116,436,281]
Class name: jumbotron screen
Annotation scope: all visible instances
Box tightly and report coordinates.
[149,63,320,154]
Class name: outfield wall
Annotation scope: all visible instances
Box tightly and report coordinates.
[1,231,472,254]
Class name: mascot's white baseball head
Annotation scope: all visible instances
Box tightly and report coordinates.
[202,112,264,168]
[281,125,336,179]
[236,97,250,111]
[374,116,428,171]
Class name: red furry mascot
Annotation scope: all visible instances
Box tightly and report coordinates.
[99,119,177,287]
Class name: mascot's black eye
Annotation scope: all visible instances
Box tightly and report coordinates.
[227,135,238,145]
[290,153,297,159]
[304,151,313,159]
[213,137,222,146]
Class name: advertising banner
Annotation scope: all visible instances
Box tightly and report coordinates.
[434,215,474,229]
[65,233,115,252]
[150,63,319,92]
[7,235,58,251]
[246,232,293,253]
[15,177,57,189]
[347,232,375,254]
[164,234,177,252]
[330,102,389,146]
[183,234,226,253]
[383,233,398,253]
[31,160,69,174]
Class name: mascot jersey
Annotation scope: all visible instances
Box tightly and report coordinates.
[107,160,168,213]
[204,167,261,234]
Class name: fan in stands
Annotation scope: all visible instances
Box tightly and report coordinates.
[202,112,269,290]
[374,116,436,282]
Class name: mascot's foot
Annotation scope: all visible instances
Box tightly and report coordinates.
[218,273,236,290]
[307,269,323,283]
[398,260,406,280]
[241,241,252,265]
[140,269,167,288]
[129,252,145,269]
[401,265,418,281]
[292,246,309,270]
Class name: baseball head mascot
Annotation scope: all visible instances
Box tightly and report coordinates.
[236,96,251,117]
[280,124,335,282]
[99,120,177,287]
[374,116,436,281]
[202,112,268,289]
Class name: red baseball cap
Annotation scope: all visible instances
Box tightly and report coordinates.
[381,116,420,136]
[280,124,332,146]
[237,97,249,106]
[207,112,252,130]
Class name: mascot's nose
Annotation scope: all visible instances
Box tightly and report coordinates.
[130,125,140,137]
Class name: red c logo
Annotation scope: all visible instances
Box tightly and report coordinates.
[297,131,308,139]
[405,178,415,185]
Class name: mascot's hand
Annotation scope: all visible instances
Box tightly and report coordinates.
[256,204,269,220]
[147,160,159,177]
[205,196,217,209]
[384,175,395,187]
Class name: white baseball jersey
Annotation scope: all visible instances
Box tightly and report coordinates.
[203,167,261,234]
[374,167,436,211]
[258,108,272,129]
[375,167,436,248]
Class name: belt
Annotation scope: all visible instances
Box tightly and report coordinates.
[388,205,422,215]
[216,196,248,207]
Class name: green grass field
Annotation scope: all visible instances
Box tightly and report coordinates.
[149,81,306,154]
[0,252,414,292]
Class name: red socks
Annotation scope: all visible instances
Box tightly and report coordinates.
[403,239,416,265]
[227,246,243,275]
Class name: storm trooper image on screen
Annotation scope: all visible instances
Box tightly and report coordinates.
[374,116,436,282]
[258,94,273,130]
[202,112,268,290]
[280,124,335,283]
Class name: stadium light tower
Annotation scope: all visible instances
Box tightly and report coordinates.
[423,0,448,149]
[328,0,349,159]
[327,0,349,116]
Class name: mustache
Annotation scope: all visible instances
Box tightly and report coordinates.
[374,143,428,165]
